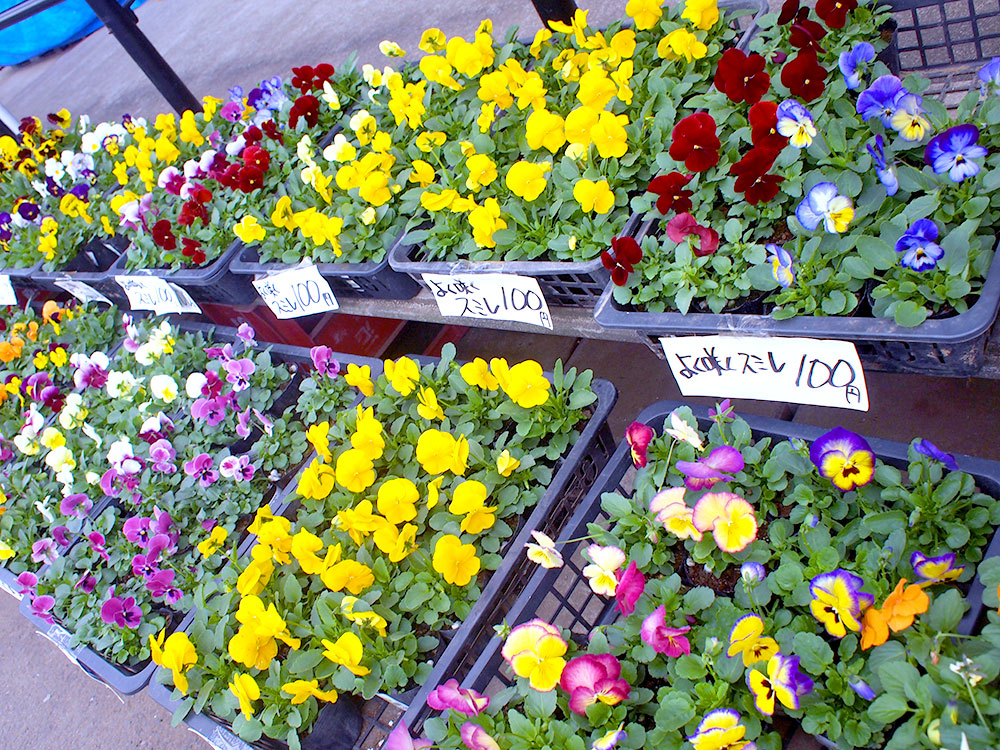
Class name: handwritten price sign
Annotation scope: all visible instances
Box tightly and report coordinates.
[115,276,202,315]
[660,335,869,411]
[422,272,552,329]
[252,264,339,319]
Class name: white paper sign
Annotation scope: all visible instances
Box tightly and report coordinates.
[660,335,869,411]
[54,279,112,306]
[422,272,552,329]
[187,726,253,750]
[115,276,202,314]
[0,275,16,305]
[0,576,22,600]
[252,264,339,319]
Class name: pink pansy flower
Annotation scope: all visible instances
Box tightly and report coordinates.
[384,722,432,750]
[16,571,37,597]
[666,212,720,256]
[460,722,501,750]
[615,561,646,616]
[149,439,177,473]
[625,422,654,468]
[559,654,631,716]
[676,445,745,490]
[641,605,692,657]
[31,538,57,565]
[426,679,489,716]
[29,594,56,624]
[184,454,218,487]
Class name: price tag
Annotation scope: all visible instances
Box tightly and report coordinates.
[54,279,112,306]
[37,624,80,666]
[0,275,16,305]
[422,272,552,329]
[0,575,22,600]
[660,335,869,411]
[252,264,339,319]
[115,276,202,315]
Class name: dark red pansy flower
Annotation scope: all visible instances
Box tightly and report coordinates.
[288,95,320,129]
[178,200,208,227]
[666,213,719,257]
[238,166,265,193]
[208,152,230,174]
[729,145,782,183]
[19,117,37,135]
[217,163,241,190]
[777,0,799,24]
[781,51,828,102]
[647,172,694,215]
[188,183,212,204]
[669,113,721,173]
[262,120,281,140]
[242,145,271,173]
[601,236,643,286]
[815,0,858,29]
[748,101,789,151]
[713,49,771,105]
[742,173,785,205]
[789,10,827,54]
[290,65,315,94]
[181,238,206,265]
[151,219,177,252]
[314,63,335,84]
[243,126,263,144]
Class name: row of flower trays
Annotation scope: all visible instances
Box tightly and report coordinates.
[120,347,614,749]
[367,401,1000,750]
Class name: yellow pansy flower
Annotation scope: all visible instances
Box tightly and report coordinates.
[417,386,445,421]
[565,106,600,147]
[525,109,566,154]
[335,449,377,494]
[497,450,521,477]
[626,0,664,29]
[491,359,551,408]
[322,632,370,675]
[657,28,708,62]
[465,153,498,192]
[683,0,720,30]
[340,597,388,636]
[590,111,629,159]
[377,477,420,524]
[337,500,386,546]
[433,534,481,586]
[384,355,420,395]
[573,178,615,214]
[505,161,551,202]
[373,522,418,563]
[233,216,266,244]
[420,28,447,53]
[409,160,435,187]
[229,673,260,719]
[150,631,198,694]
[197,526,228,557]
[298,458,337,500]
[282,679,339,705]
[345,363,374,396]
[322,559,375,595]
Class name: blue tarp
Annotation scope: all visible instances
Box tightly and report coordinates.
[0,0,148,66]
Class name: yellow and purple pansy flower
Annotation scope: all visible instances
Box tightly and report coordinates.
[727,613,779,667]
[911,550,964,585]
[746,652,814,715]
[809,569,874,637]
[686,709,754,750]
[809,427,875,491]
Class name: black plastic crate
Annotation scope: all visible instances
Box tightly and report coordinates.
[147,375,618,750]
[229,241,421,301]
[399,402,1000,740]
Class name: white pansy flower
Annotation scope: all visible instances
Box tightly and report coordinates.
[150,374,177,402]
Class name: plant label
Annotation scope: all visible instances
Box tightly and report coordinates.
[0,275,15,305]
[422,272,553,329]
[115,276,202,315]
[187,726,253,750]
[252,264,339,319]
[54,279,113,306]
[0,576,21,600]
[37,625,81,668]
[660,335,869,411]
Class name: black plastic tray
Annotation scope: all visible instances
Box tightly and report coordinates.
[229,240,421,301]
[399,402,1000,740]
[147,375,618,750]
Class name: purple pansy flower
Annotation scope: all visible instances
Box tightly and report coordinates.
[856,75,906,126]
[236,407,253,438]
[925,124,988,182]
[204,343,235,362]
[460,723,501,750]
[88,532,110,563]
[60,493,93,518]
[426,679,489,716]
[220,455,255,482]
[146,568,183,604]
[16,572,37,597]
[191,397,226,426]
[676,445,745,491]
[74,573,97,593]
[979,56,1000,94]
[123,516,153,546]
[849,678,876,701]
[311,346,340,377]
[253,408,274,436]
[615,561,646,616]
[913,439,959,470]
[236,323,256,345]
[138,412,174,443]
[184,453,219,487]
[224,358,256,391]
[149,439,177,473]
[895,219,944,272]
[867,135,899,196]
[29,594,56,624]
[809,427,876,491]
[911,550,964,584]
[52,527,71,547]
[72,352,110,389]
[31,538,58,565]
[131,534,170,578]
[641,605,691,657]
[100,595,143,628]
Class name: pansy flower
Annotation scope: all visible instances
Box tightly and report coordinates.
[664,411,703,449]
[809,569,873,637]
[559,654,631,715]
[857,75,906,126]
[867,135,899,196]
[29,594,56,624]
[676,445,744,490]
[748,100,788,151]
[895,219,944,272]
[592,725,626,750]
[669,113,720,172]
[727,613,779,666]
[788,8,827,52]
[651,487,703,542]
[460,723,500,750]
[910,551,964,585]
[796,182,853,234]
[890,94,930,142]
[713,49,770,104]
[839,42,875,89]
[666,212,720,255]
[625,421,654,467]
[583,544,626,596]
[913,439,959,471]
[979,56,1000,95]
[641,605,691,656]
[768,244,795,288]
[426,679,489,716]
[647,172,693,215]
[781,51,827,101]
[501,619,567,692]
[729,147,785,205]
[747,653,814,715]
[849,678,877,701]
[692,492,758,553]
[860,578,929,649]
[925,124,987,182]
[775,100,816,148]
[525,530,564,569]
[810,427,875,490]
[815,0,857,28]
[615,561,645,616]
[686,709,750,750]
[100,594,143,628]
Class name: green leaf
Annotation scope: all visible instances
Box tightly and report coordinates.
[893,300,929,327]
[674,654,707,680]
[792,631,834,673]
[868,693,909,724]
[855,236,897,270]
[683,587,715,612]
[654,690,695,731]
